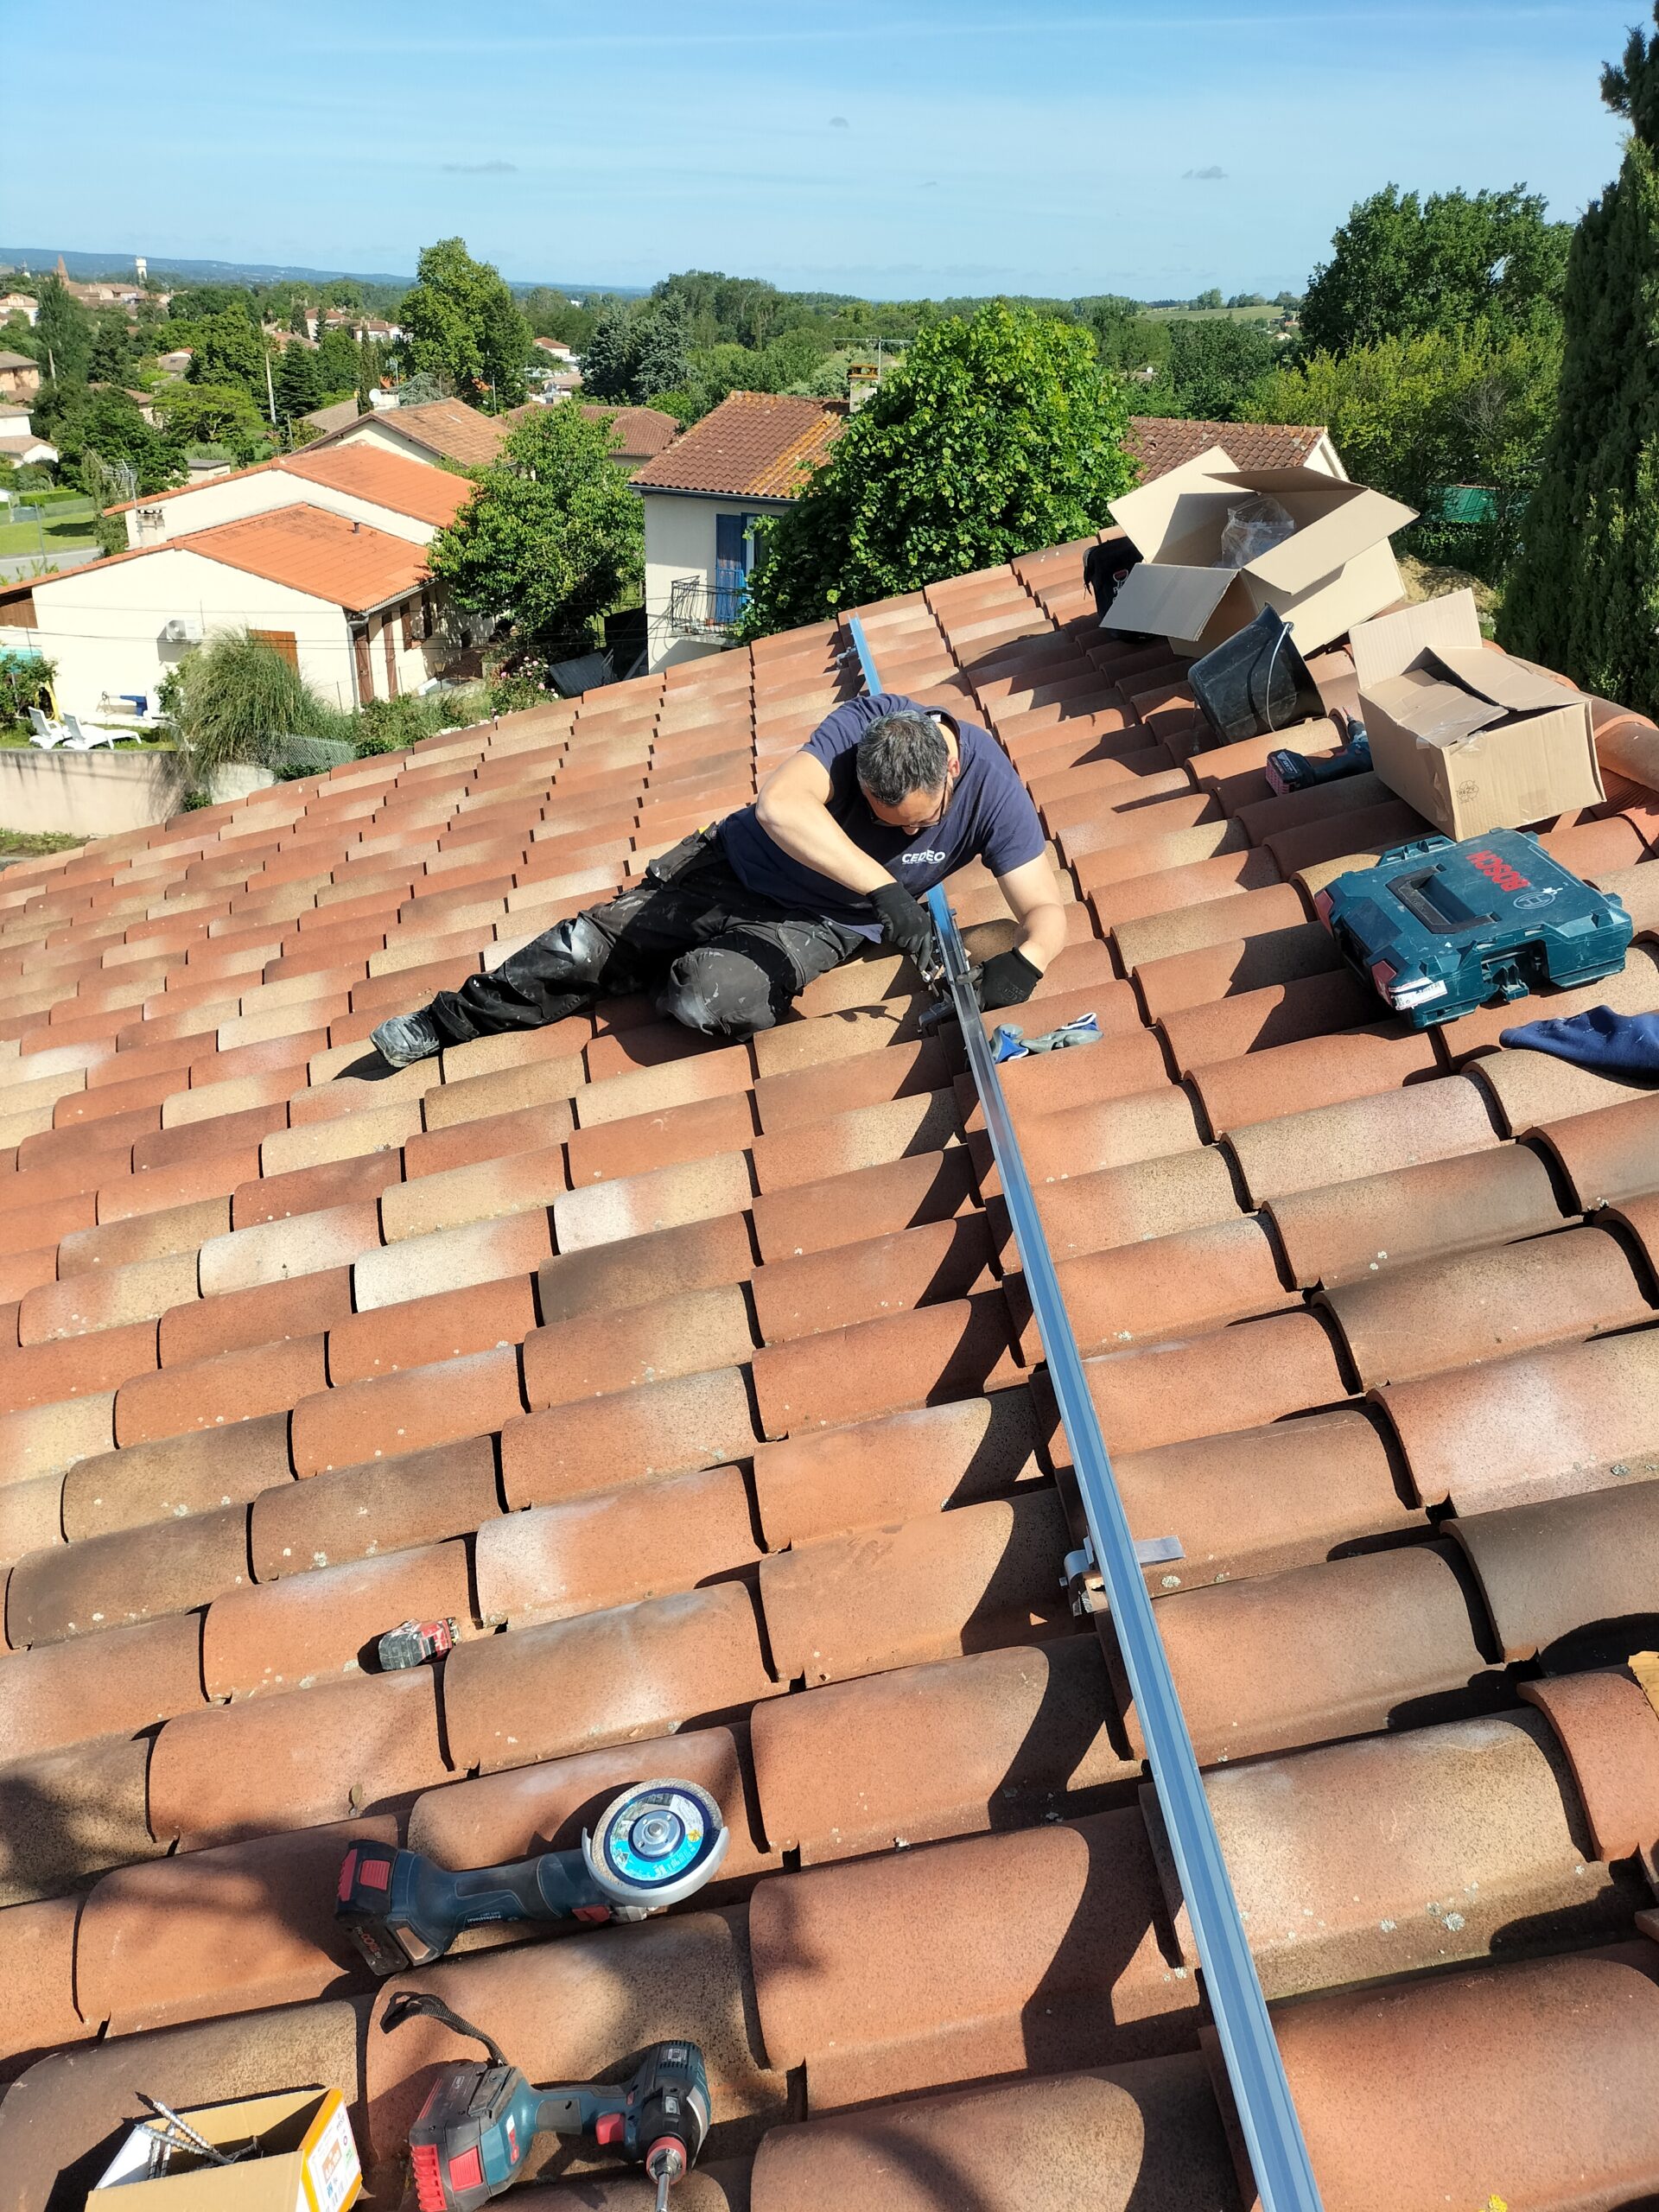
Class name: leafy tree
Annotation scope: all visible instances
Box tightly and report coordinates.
[522,286,597,350]
[394,371,445,408]
[738,302,1135,635]
[30,275,93,385]
[315,327,361,398]
[633,300,693,397]
[275,343,323,423]
[168,284,257,324]
[1249,321,1559,575]
[1274,290,1301,308]
[188,310,267,395]
[288,299,311,337]
[398,237,530,409]
[88,308,135,387]
[1502,9,1659,708]
[54,390,181,496]
[582,303,639,400]
[1149,317,1278,420]
[1301,185,1569,357]
[1192,288,1224,310]
[152,382,270,465]
[427,402,643,657]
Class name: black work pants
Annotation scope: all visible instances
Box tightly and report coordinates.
[423,829,868,1046]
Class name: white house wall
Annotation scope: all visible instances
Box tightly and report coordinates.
[22,548,359,718]
[124,471,442,550]
[642,492,787,673]
[328,418,448,468]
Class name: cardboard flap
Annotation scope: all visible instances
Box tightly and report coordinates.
[1426,644,1580,714]
[1368,666,1509,747]
[1108,446,1238,556]
[1351,588,1482,691]
[1106,561,1236,639]
[1247,486,1419,591]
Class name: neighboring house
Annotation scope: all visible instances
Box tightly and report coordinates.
[580,404,678,474]
[0,351,41,404]
[533,338,576,362]
[0,409,58,467]
[632,391,847,671]
[156,348,193,375]
[303,398,367,438]
[0,503,446,718]
[301,396,511,471]
[0,293,39,327]
[124,389,162,427]
[1126,416,1346,482]
[109,442,472,550]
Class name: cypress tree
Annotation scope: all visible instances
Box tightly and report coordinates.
[1502,10,1659,710]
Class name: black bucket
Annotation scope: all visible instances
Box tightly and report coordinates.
[1187,607,1323,748]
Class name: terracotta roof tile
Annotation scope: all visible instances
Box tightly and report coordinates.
[1126,414,1332,481]
[3,522,1659,2207]
[632,391,846,499]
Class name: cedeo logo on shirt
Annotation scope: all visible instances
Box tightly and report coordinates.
[901,849,947,866]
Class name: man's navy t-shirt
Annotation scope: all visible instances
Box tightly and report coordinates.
[718,692,1045,938]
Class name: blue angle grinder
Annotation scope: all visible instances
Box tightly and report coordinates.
[384,1992,709,2212]
[337,1777,729,1976]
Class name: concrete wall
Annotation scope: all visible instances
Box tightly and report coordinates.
[330,418,446,468]
[125,471,442,550]
[16,547,362,717]
[642,492,785,672]
[0,749,274,836]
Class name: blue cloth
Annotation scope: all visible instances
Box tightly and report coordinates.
[1499,1004,1659,1076]
[991,1012,1103,1062]
[718,691,1046,939]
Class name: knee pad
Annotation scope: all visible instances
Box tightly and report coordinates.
[502,912,611,992]
[658,947,775,1038]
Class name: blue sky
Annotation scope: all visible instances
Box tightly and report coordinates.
[4,1,1643,298]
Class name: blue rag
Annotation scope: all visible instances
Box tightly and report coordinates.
[990,1012,1103,1063]
[1498,1004,1659,1077]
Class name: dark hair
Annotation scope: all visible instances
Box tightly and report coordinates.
[855,709,950,806]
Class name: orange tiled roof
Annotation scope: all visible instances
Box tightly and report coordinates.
[105,444,471,527]
[1,527,1659,2207]
[172,503,429,610]
[1128,414,1331,480]
[631,389,846,499]
[579,403,679,462]
[306,396,512,468]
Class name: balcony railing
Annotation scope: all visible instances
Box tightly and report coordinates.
[667,571,747,637]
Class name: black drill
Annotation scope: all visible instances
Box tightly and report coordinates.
[385,1993,709,2212]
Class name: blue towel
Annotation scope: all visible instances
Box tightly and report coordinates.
[990,1012,1103,1063]
[1499,1004,1659,1076]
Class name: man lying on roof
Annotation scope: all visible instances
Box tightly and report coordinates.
[371,692,1068,1067]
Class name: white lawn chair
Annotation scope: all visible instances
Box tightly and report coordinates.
[27,707,67,749]
[61,714,117,753]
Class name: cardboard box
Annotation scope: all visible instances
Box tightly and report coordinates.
[90,2088,362,2212]
[1351,589,1603,838]
[1104,446,1417,658]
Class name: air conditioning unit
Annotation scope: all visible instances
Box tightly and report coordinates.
[161,616,205,645]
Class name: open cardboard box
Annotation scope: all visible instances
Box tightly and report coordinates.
[1351,588,1603,838]
[1104,446,1417,658]
[89,2088,361,2212]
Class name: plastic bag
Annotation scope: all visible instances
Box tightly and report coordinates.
[1218,493,1296,569]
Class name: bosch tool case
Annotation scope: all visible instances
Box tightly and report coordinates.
[1315,830,1632,1029]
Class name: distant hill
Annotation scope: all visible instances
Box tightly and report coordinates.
[0,246,646,298]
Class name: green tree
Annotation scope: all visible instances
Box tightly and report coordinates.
[1301,184,1569,357]
[152,383,270,465]
[738,302,1135,636]
[582,303,639,400]
[168,284,257,324]
[188,310,267,395]
[1502,9,1659,708]
[1249,321,1559,574]
[87,308,134,387]
[161,628,350,792]
[1192,288,1224,310]
[55,390,181,496]
[30,274,93,385]
[315,327,361,398]
[275,343,324,424]
[398,237,530,409]
[633,299,693,397]
[427,402,643,657]
[1152,316,1279,420]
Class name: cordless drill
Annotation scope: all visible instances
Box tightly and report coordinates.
[385,1993,709,2212]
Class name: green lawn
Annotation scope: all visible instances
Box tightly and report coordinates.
[1142,303,1291,323]
[0,495,99,558]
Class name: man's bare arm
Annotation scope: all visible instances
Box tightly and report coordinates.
[753,751,894,897]
[995,853,1068,973]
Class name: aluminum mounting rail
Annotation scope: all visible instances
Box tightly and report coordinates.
[842,613,1325,2212]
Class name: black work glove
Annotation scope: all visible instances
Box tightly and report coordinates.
[978,948,1042,1009]
[868,880,937,969]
